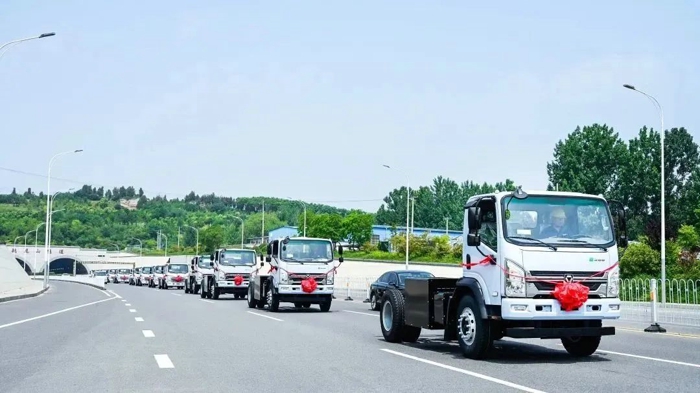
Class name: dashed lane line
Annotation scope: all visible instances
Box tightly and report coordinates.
[107,290,122,299]
[129,309,137,313]
[142,330,155,338]
[247,311,283,322]
[154,354,174,369]
[135,317,144,322]
[342,310,378,317]
[125,303,132,306]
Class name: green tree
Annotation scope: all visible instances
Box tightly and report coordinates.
[620,242,660,278]
[200,226,224,252]
[343,211,373,247]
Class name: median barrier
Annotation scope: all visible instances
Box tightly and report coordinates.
[31,275,107,290]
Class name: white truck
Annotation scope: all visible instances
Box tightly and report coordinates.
[200,248,258,300]
[379,188,627,359]
[248,236,343,312]
[160,262,189,289]
[185,255,212,295]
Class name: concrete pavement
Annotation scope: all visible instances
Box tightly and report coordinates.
[1,281,699,392]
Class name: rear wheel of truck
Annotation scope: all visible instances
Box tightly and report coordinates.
[561,336,601,357]
[456,295,492,360]
[266,283,280,312]
[380,288,420,343]
[193,284,200,294]
[247,286,258,308]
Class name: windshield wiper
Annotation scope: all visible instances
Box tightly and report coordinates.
[508,236,557,251]
[554,238,608,251]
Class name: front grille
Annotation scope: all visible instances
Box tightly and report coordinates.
[225,273,250,281]
[289,274,325,285]
[529,271,609,279]
[533,281,602,291]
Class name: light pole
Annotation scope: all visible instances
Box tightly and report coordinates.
[22,230,35,273]
[183,225,199,256]
[43,150,81,288]
[47,188,73,257]
[623,84,666,303]
[445,217,449,235]
[0,32,55,63]
[286,197,307,236]
[231,216,245,248]
[383,164,410,270]
[111,244,120,253]
[129,237,143,257]
[159,232,168,256]
[34,209,62,278]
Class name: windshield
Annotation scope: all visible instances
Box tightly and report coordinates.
[118,269,130,273]
[502,195,614,246]
[397,271,434,285]
[197,257,211,269]
[108,270,116,274]
[280,239,333,262]
[142,267,151,273]
[168,264,188,274]
[94,271,107,276]
[220,250,256,266]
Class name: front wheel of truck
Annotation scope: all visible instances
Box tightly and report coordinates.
[319,297,332,312]
[561,336,601,357]
[247,286,258,308]
[456,295,492,360]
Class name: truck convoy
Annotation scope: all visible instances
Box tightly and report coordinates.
[248,236,342,312]
[200,248,258,299]
[379,188,626,359]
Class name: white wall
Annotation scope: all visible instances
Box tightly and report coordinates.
[0,247,34,295]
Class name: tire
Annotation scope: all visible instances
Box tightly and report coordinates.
[200,285,206,298]
[247,286,258,308]
[456,295,492,360]
[561,336,601,357]
[370,292,380,311]
[194,284,200,295]
[302,303,311,309]
[294,302,302,308]
[319,298,331,312]
[212,284,220,300]
[184,281,190,294]
[380,288,408,343]
[267,282,279,312]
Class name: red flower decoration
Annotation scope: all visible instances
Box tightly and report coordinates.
[234,275,243,285]
[301,278,317,293]
[552,282,589,311]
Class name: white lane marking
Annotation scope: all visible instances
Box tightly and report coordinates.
[0,297,116,330]
[121,300,126,302]
[107,290,122,299]
[343,310,378,317]
[200,299,215,304]
[597,349,700,368]
[129,309,137,313]
[135,317,144,322]
[171,293,182,297]
[142,330,155,338]
[247,311,283,322]
[87,284,112,298]
[154,354,174,369]
[381,349,547,393]
[125,303,132,306]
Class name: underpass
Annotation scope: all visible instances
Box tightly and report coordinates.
[1,280,699,393]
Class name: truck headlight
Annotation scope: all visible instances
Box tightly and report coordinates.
[279,270,289,284]
[607,269,620,297]
[326,273,334,285]
[218,271,226,280]
[505,259,526,297]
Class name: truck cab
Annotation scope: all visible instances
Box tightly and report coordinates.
[200,248,258,300]
[185,255,211,295]
[162,262,188,289]
[108,269,117,283]
[139,266,152,286]
[151,265,164,288]
[116,268,131,284]
[129,267,141,285]
[379,188,627,359]
[248,236,343,312]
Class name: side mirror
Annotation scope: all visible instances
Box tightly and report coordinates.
[259,254,263,261]
[265,256,272,263]
[467,233,481,247]
[338,256,344,263]
[260,262,265,267]
[467,206,481,231]
[210,254,214,261]
[209,261,214,267]
[338,244,344,255]
[618,236,628,248]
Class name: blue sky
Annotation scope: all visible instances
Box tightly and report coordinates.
[1,1,698,212]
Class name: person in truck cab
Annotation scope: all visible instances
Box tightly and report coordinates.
[539,207,568,238]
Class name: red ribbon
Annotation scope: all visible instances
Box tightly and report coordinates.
[462,255,619,311]
[174,275,183,282]
[233,275,243,286]
[301,278,318,293]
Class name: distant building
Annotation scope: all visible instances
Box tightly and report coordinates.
[119,198,139,210]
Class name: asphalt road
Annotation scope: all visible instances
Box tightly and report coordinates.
[1,281,699,393]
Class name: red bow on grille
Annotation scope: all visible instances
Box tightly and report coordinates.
[552,282,590,311]
[174,275,183,282]
[301,278,317,293]
[234,275,243,285]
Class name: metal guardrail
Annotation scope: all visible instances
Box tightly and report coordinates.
[335,276,700,328]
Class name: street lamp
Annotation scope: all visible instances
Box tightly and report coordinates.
[22,230,35,273]
[286,197,307,236]
[182,225,199,256]
[623,84,666,304]
[129,237,143,257]
[159,232,168,256]
[47,188,74,257]
[231,216,245,248]
[34,209,63,278]
[0,32,55,63]
[43,150,81,288]
[383,164,410,270]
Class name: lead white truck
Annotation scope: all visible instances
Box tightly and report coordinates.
[200,248,258,300]
[379,188,627,359]
[248,236,343,312]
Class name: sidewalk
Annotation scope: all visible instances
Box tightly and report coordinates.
[0,281,47,303]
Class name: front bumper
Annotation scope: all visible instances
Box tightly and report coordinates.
[216,280,249,289]
[501,297,621,320]
[276,284,334,295]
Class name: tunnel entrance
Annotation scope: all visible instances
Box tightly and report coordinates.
[47,257,89,275]
[15,257,33,274]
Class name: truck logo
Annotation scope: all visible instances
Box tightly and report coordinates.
[564,274,573,283]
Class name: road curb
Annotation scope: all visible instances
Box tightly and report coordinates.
[0,285,49,303]
[30,277,107,291]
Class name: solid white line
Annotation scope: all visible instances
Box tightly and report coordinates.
[247,311,283,322]
[154,354,174,369]
[108,290,122,299]
[171,293,182,297]
[0,297,116,330]
[129,309,137,313]
[135,317,144,322]
[343,310,378,317]
[380,349,547,393]
[125,303,132,306]
[87,284,112,298]
[142,330,155,338]
[200,299,215,304]
[596,349,700,368]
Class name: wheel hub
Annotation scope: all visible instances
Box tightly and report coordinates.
[382,301,393,330]
[458,307,476,345]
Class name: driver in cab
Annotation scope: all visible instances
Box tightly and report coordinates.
[539,208,568,238]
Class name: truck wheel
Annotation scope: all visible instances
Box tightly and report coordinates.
[456,295,492,360]
[370,292,380,311]
[247,286,258,308]
[319,298,331,312]
[267,284,280,312]
[380,288,407,343]
[302,303,311,309]
[185,281,190,294]
[294,302,302,308]
[212,284,220,300]
[561,336,601,357]
[194,284,200,294]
